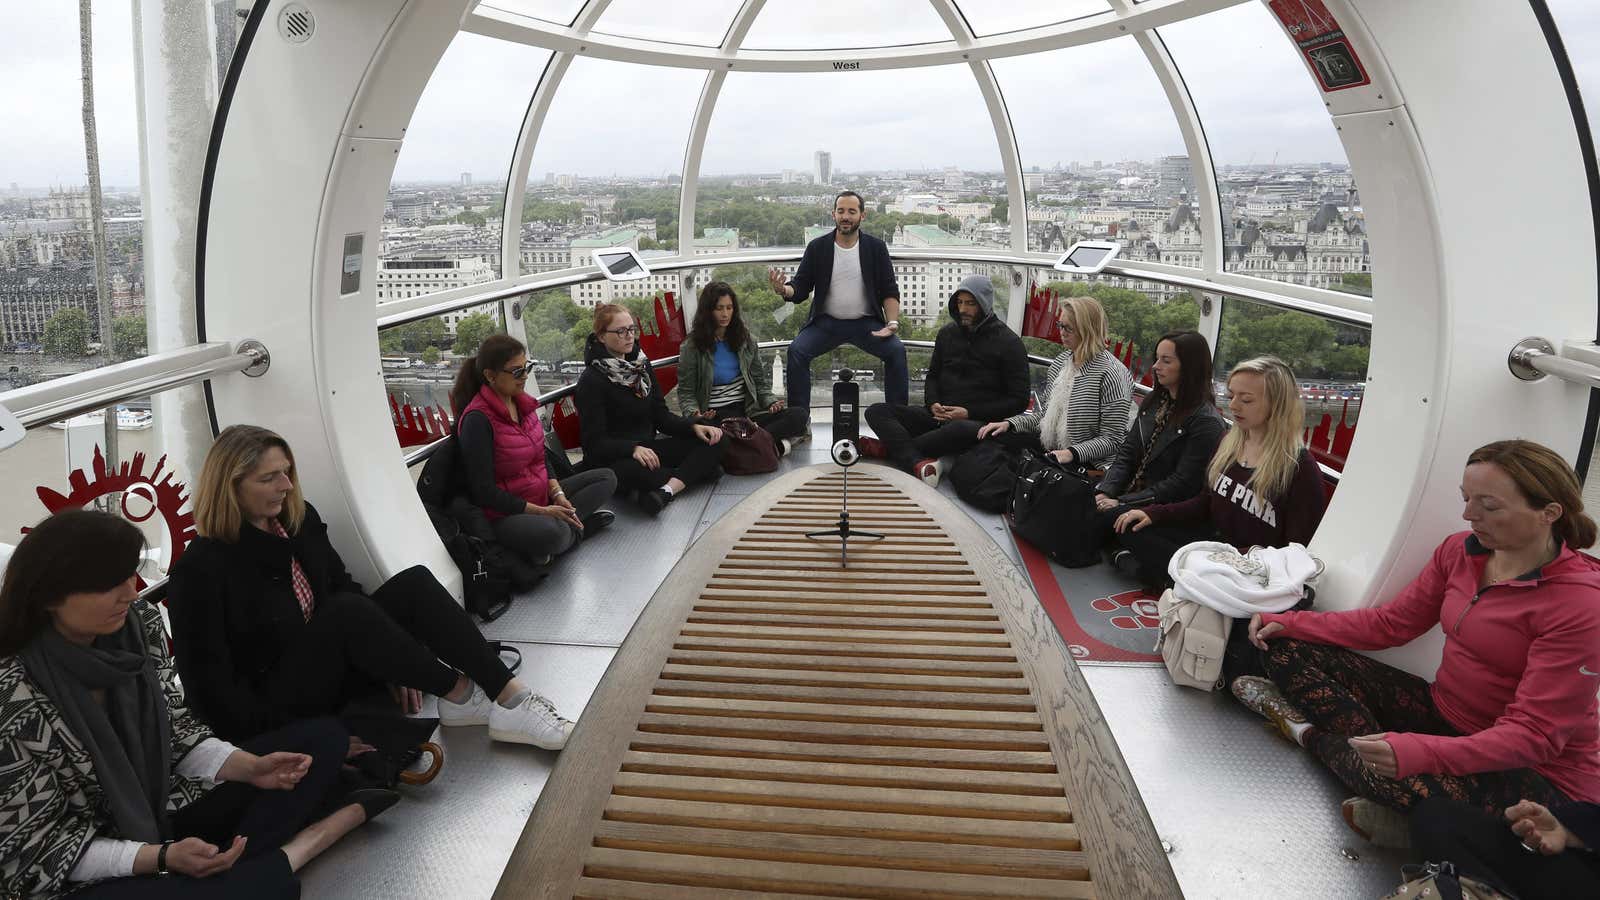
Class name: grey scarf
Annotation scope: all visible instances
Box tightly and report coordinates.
[19,616,172,843]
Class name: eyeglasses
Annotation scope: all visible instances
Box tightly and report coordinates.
[501,363,533,379]
[606,326,641,338]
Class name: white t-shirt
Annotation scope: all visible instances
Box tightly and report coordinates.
[825,242,871,320]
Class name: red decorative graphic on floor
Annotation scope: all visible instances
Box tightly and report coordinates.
[1090,589,1162,631]
[1013,529,1161,664]
[30,447,196,582]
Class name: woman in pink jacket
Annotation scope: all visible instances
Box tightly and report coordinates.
[1234,439,1600,848]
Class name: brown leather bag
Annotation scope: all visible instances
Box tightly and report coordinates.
[718,416,780,475]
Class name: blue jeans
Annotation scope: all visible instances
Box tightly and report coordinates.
[786,315,909,410]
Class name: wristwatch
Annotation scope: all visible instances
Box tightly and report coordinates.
[156,841,173,876]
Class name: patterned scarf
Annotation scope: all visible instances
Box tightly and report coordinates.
[268,520,316,621]
[1128,396,1174,493]
[591,355,652,398]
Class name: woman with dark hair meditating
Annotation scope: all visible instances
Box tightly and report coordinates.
[1090,330,1225,572]
[167,425,575,754]
[676,280,810,454]
[0,510,390,899]
[451,332,617,567]
[1237,440,1600,851]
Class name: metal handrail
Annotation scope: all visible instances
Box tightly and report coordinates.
[1,341,268,429]
[1508,338,1600,389]
[374,247,1373,331]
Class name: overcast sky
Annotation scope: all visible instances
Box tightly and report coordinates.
[0,1,1595,189]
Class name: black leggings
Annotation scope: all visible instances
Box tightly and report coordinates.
[263,565,514,716]
[73,717,348,900]
[1263,639,1565,813]
[604,435,725,493]
[1112,519,1222,589]
[707,404,810,441]
[1410,797,1600,900]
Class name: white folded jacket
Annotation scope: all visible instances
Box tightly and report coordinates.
[1167,541,1322,618]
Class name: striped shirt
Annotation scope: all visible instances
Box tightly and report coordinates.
[1006,348,1134,467]
[709,380,747,410]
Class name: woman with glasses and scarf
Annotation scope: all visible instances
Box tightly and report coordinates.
[452,334,618,567]
[1,510,394,900]
[575,303,725,515]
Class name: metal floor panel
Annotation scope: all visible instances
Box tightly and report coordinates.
[1081,665,1410,899]
[297,643,616,900]
[478,488,712,646]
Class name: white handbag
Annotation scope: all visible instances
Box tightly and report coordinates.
[1155,588,1231,691]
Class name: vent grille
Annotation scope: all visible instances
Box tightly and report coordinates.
[278,4,314,44]
[495,468,1179,897]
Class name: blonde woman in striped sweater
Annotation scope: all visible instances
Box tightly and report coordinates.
[977,295,1133,469]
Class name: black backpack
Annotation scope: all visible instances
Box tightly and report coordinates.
[416,435,545,620]
[1009,451,1102,567]
[950,441,1022,513]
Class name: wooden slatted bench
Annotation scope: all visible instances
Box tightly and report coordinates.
[495,466,1180,900]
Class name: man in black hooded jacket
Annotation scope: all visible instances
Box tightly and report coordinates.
[864,273,1029,485]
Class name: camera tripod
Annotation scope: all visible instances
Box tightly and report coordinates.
[804,453,884,568]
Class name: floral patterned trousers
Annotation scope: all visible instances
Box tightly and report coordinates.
[1261,638,1565,813]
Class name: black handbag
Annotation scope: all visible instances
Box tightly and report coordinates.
[950,440,1022,513]
[1008,451,1102,567]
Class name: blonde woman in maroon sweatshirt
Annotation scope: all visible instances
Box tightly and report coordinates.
[1235,439,1600,849]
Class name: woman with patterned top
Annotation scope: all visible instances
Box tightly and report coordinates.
[0,510,391,900]
[976,295,1133,469]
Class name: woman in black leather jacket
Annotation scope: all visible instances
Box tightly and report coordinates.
[1092,331,1225,563]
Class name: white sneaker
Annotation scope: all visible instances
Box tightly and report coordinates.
[488,692,575,750]
[438,683,492,727]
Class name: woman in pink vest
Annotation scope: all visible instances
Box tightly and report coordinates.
[452,335,617,567]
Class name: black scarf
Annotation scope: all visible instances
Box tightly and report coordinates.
[591,355,653,398]
[19,614,172,842]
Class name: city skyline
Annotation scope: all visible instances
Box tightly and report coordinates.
[2,2,1594,187]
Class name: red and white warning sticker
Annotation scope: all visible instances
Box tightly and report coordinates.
[1268,0,1372,92]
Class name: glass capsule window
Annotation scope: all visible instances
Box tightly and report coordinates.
[382,33,553,291]
[524,57,705,313]
[953,0,1113,37]
[478,0,588,27]
[989,39,1195,260]
[591,0,745,48]
[1158,3,1369,293]
[739,0,956,50]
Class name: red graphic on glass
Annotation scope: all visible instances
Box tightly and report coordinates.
[29,447,196,584]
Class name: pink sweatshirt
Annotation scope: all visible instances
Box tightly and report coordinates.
[1262,532,1600,802]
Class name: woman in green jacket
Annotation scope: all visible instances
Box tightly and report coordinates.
[677,281,810,453]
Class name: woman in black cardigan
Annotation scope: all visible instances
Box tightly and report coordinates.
[1091,331,1225,569]
[575,303,725,515]
[167,425,576,755]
